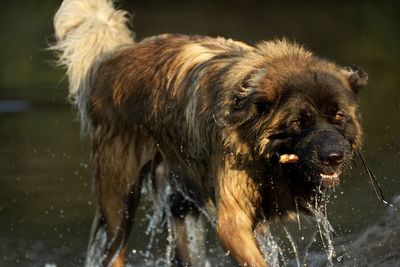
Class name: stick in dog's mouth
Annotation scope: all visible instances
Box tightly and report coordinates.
[279,154,299,164]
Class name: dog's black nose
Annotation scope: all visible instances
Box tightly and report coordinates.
[318,149,344,165]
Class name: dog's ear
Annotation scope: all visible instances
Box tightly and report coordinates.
[341,65,368,93]
[223,79,259,126]
[222,71,273,127]
[237,84,271,114]
[228,72,253,109]
[239,70,273,110]
[230,83,256,113]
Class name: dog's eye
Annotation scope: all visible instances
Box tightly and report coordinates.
[335,111,345,122]
[233,96,246,109]
[290,119,302,130]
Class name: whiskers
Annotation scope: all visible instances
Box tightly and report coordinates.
[356,150,390,206]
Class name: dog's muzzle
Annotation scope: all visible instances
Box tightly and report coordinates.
[289,124,352,188]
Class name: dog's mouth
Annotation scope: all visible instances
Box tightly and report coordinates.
[319,171,340,188]
[266,124,352,190]
[279,154,342,189]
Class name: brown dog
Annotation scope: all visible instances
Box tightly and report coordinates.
[51,0,367,266]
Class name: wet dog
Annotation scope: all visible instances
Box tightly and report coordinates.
[51,0,367,266]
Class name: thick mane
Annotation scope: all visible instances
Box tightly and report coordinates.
[256,39,312,62]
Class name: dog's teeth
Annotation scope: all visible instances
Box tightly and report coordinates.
[279,154,299,163]
[320,172,340,187]
[320,173,338,179]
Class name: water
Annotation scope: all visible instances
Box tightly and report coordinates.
[132,171,215,266]
[0,92,399,266]
[254,195,400,267]
[255,190,335,267]
[1,0,400,266]
[334,196,400,266]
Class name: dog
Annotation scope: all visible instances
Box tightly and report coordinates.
[51,0,368,266]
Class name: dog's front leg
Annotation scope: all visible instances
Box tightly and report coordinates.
[215,166,267,267]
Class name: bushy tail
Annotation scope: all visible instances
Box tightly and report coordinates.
[50,0,134,128]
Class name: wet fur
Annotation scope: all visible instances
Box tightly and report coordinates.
[51,1,367,266]
[90,35,364,267]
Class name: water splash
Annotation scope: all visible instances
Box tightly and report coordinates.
[139,174,175,266]
[136,166,337,267]
[256,187,336,267]
[138,170,214,266]
[255,223,287,267]
[170,173,216,226]
[306,187,336,266]
[282,226,300,267]
[84,225,107,267]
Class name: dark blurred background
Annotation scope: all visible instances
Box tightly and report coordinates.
[0,0,399,266]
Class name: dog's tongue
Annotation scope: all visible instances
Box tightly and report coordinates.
[320,172,340,187]
[279,154,299,164]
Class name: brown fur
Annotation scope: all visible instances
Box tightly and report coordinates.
[85,34,365,267]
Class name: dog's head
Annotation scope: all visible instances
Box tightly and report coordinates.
[263,65,367,191]
[220,41,367,198]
